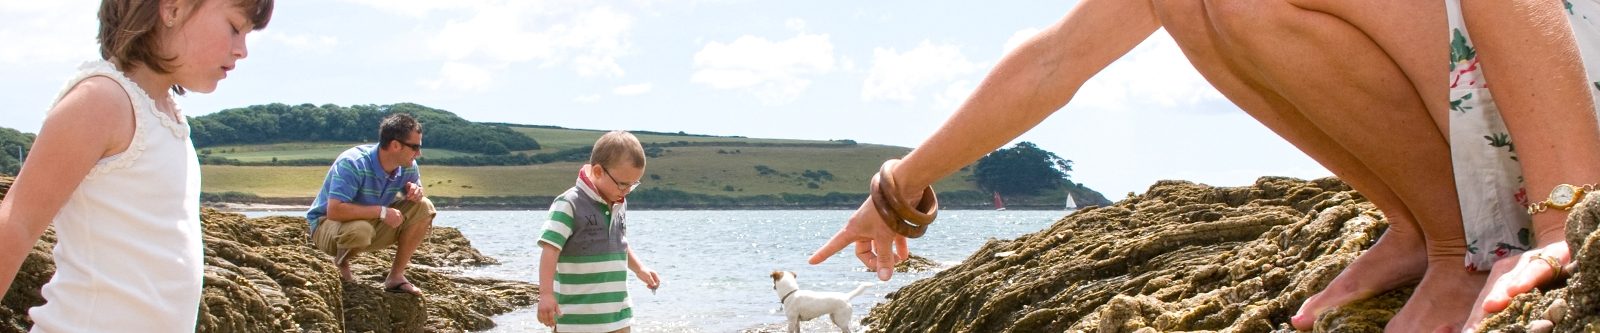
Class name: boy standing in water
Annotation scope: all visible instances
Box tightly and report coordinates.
[536,130,662,332]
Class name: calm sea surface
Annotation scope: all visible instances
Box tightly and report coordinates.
[244,209,1065,332]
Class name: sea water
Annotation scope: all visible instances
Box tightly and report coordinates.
[245,209,1063,332]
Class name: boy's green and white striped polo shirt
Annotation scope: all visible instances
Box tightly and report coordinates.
[539,180,632,332]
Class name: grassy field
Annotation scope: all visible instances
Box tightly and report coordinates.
[201,142,980,199]
[202,164,585,198]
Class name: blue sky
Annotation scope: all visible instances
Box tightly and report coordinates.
[0,0,1331,197]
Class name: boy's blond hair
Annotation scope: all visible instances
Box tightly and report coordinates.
[590,130,645,169]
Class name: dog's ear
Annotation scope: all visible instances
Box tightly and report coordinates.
[770,271,783,283]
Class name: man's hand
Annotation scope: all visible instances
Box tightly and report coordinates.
[537,292,561,327]
[382,207,402,228]
[404,182,424,202]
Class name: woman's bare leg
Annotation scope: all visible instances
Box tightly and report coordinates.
[1153,0,1481,330]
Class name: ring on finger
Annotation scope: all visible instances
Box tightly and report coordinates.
[1530,254,1564,278]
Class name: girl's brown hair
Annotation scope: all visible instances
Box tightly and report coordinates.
[97,0,274,94]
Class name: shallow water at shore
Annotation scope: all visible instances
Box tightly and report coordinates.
[247,209,1064,332]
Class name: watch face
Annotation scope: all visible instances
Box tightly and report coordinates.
[1551,184,1578,206]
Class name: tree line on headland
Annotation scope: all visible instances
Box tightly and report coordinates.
[190,103,539,155]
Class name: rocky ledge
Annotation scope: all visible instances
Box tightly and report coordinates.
[0,177,537,332]
[862,176,1600,332]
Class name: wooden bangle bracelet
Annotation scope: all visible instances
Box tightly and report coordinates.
[871,159,938,238]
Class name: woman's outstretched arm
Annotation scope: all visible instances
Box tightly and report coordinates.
[809,0,1162,281]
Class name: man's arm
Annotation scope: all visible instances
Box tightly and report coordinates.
[318,157,396,224]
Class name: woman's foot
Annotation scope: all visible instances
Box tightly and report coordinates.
[1292,230,1428,329]
[1385,257,1485,332]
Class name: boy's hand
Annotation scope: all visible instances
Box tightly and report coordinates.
[537,293,561,327]
[634,267,661,291]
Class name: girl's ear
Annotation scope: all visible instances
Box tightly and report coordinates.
[160,1,179,27]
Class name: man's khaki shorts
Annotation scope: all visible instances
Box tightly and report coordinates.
[312,197,436,256]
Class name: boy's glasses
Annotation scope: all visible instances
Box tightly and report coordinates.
[398,141,422,152]
[599,166,643,192]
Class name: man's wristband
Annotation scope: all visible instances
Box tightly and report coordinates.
[380,206,388,220]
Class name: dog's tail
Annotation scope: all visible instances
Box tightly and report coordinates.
[845,282,874,300]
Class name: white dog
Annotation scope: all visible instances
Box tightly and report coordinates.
[769,271,873,333]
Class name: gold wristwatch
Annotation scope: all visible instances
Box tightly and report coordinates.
[1527,183,1597,215]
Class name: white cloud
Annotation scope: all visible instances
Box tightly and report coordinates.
[861,40,982,104]
[252,31,339,52]
[351,1,635,91]
[335,0,492,17]
[428,5,632,76]
[932,80,977,110]
[1003,28,1042,55]
[0,1,98,65]
[555,7,633,77]
[1070,29,1225,111]
[419,61,494,92]
[613,83,652,96]
[691,26,836,105]
[785,18,807,31]
[430,5,547,63]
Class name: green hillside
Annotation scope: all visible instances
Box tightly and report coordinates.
[5,103,1098,209]
[200,142,980,199]
[501,125,825,153]
[203,142,482,163]
[187,104,1008,208]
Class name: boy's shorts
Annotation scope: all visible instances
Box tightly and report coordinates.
[312,197,436,256]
